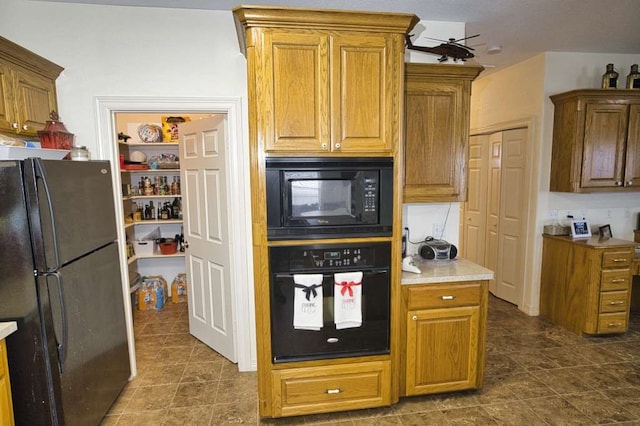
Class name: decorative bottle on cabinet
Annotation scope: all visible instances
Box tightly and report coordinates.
[602,63,619,89]
[626,64,640,89]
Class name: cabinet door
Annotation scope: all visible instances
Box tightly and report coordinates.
[13,68,57,136]
[581,102,628,188]
[0,60,17,134]
[624,103,640,188]
[0,341,14,426]
[403,79,466,202]
[331,33,394,153]
[262,31,330,152]
[405,306,480,395]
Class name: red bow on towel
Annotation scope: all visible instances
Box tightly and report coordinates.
[337,281,361,297]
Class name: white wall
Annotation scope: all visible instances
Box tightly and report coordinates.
[1,0,247,159]
[470,50,640,315]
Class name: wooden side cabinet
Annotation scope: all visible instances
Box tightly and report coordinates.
[540,235,636,335]
[401,281,488,396]
[0,340,14,426]
[550,89,640,192]
[0,36,63,137]
[403,63,483,202]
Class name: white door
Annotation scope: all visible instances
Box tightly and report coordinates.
[180,116,237,362]
[495,128,528,304]
[485,132,502,295]
[462,134,489,264]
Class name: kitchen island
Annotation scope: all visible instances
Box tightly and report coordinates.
[399,257,493,397]
[1,321,17,425]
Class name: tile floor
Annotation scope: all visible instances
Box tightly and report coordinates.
[103,295,640,425]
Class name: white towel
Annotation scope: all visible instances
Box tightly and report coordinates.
[293,274,324,331]
[334,272,363,330]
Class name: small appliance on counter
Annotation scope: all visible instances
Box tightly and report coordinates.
[419,237,458,260]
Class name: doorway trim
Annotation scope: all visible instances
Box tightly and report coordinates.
[469,116,539,316]
[95,96,255,374]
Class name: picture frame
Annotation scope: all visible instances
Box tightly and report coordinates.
[571,219,592,239]
[599,224,612,239]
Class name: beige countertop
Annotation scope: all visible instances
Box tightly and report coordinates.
[0,321,17,341]
[401,257,494,285]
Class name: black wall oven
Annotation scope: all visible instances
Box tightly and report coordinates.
[265,157,393,240]
[269,241,391,363]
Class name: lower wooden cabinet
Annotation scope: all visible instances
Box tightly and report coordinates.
[540,235,635,335]
[401,281,487,396]
[270,360,391,417]
[0,340,14,426]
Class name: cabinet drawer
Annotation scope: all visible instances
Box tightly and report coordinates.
[601,269,631,291]
[272,361,390,417]
[599,291,629,313]
[597,312,627,334]
[406,282,481,310]
[602,249,633,269]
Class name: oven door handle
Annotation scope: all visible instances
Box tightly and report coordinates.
[276,271,387,280]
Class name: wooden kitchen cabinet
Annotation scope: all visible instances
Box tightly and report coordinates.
[236,7,415,156]
[0,36,63,137]
[540,235,636,335]
[233,6,417,418]
[0,340,14,426]
[401,281,488,396]
[550,89,640,192]
[403,63,483,202]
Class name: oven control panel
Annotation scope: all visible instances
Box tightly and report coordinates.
[270,242,391,272]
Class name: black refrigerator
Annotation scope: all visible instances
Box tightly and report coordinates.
[0,158,130,425]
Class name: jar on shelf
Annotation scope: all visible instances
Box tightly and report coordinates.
[601,63,619,89]
[626,64,640,89]
[70,146,90,161]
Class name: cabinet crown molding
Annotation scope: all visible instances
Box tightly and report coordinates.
[405,62,484,80]
[0,36,63,80]
[233,5,419,55]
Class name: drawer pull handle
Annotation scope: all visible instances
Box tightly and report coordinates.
[412,315,418,321]
[610,279,626,283]
[609,301,625,305]
[441,295,455,300]
[607,322,623,328]
[326,388,341,394]
[612,258,628,262]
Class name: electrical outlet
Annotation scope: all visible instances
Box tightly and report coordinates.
[432,223,444,238]
[606,209,612,219]
[548,210,558,221]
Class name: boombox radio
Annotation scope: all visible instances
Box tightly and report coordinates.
[418,237,458,260]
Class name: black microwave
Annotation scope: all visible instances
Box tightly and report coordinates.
[265,157,393,240]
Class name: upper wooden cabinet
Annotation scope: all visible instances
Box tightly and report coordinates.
[234,6,418,155]
[0,36,63,137]
[403,63,483,202]
[550,89,640,192]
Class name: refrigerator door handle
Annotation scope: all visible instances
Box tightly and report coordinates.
[33,158,62,271]
[45,270,68,373]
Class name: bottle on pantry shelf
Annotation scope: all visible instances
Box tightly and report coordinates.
[144,176,153,196]
[132,201,142,222]
[161,202,170,220]
[171,176,179,195]
[627,64,640,89]
[171,198,181,219]
[602,63,619,89]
